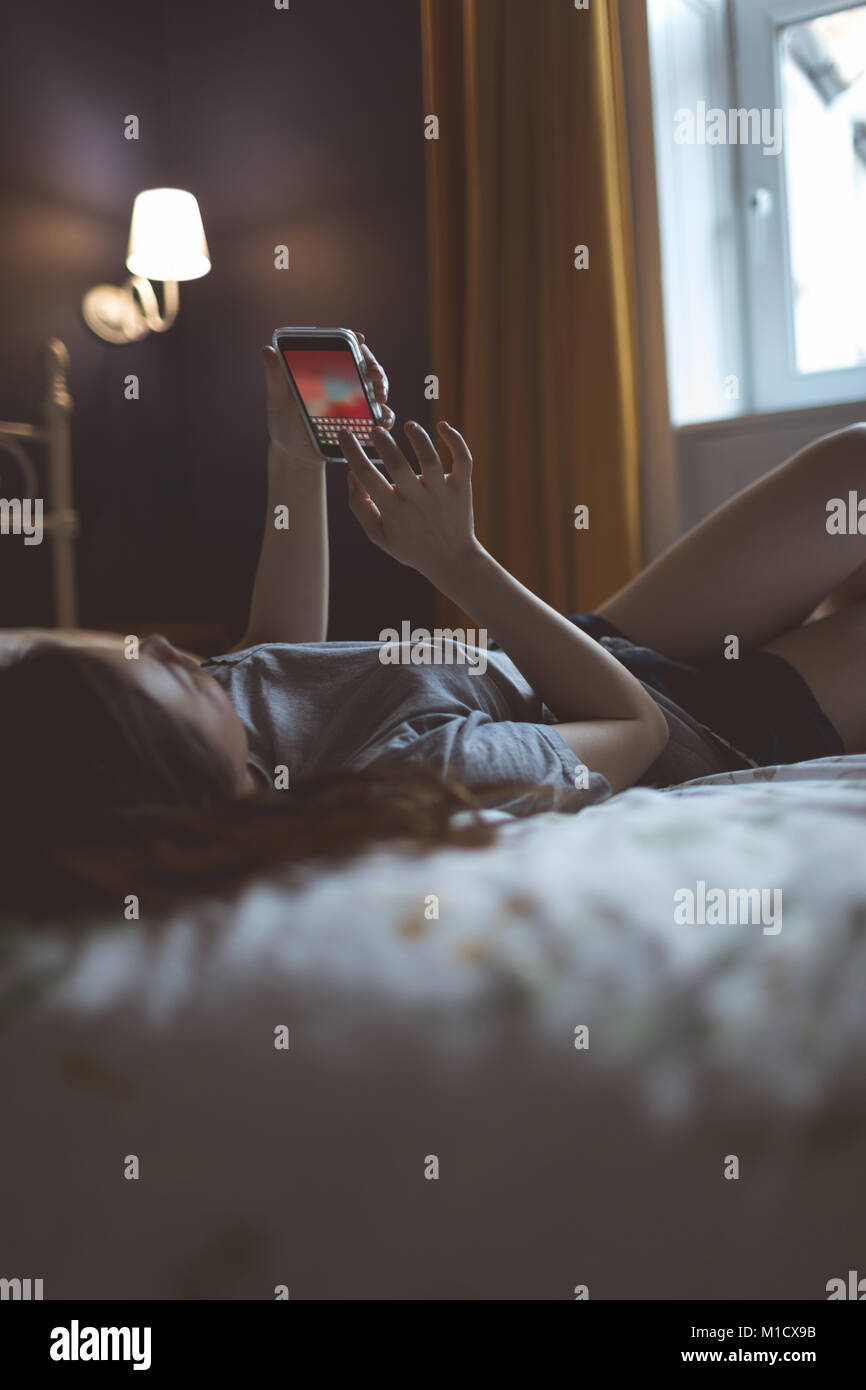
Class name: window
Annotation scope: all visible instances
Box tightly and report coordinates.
[780,8,866,375]
[648,0,866,423]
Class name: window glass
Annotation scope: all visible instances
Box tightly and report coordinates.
[780,6,866,374]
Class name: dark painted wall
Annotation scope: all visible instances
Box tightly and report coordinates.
[0,0,433,639]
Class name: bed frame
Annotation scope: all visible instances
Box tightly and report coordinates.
[0,339,78,626]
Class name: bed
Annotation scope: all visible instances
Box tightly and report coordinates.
[1,755,864,1299]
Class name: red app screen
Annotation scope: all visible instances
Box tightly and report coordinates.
[282,348,374,450]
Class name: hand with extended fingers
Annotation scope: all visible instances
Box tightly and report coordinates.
[340,419,480,588]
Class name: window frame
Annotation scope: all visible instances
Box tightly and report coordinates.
[648,0,748,425]
[732,0,866,412]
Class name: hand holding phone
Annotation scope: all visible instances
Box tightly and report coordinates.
[271,327,394,463]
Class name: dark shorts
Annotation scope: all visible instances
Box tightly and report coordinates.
[568,613,844,769]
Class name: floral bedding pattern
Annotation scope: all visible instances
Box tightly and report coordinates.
[2,756,866,1299]
[3,756,866,1114]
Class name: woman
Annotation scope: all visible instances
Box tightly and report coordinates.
[2,337,865,913]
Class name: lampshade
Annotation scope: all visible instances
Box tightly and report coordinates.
[126,188,211,282]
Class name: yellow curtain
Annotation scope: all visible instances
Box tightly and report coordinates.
[421,0,642,614]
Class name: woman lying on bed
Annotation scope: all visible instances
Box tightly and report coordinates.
[2,337,865,913]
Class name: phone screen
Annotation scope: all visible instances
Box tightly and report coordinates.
[280,346,376,453]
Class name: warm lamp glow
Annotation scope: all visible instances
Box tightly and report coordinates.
[126,188,211,282]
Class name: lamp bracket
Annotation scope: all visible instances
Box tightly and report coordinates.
[82,278,180,344]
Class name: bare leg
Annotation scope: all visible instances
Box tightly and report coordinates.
[808,556,866,621]
[763,600,866,754]
[597,424,866,663]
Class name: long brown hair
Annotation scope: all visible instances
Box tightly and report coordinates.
[0,642,498,919]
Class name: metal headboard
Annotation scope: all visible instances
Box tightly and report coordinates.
[0,339,78,627]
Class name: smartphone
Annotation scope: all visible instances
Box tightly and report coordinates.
[272,327,384,462]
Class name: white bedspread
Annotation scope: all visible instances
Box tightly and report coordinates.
[2,755,865,1299]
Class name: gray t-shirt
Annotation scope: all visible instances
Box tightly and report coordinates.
[203,640,612,816]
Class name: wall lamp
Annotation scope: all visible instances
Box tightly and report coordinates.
[82,188,211,344]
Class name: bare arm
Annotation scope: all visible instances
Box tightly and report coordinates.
[341,420,668,793]
[233,340,393,650]
[431,544,668,793]
[237,438,329,647]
